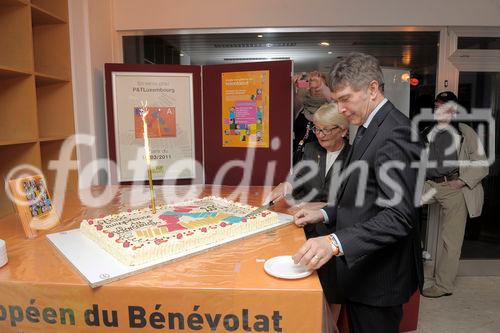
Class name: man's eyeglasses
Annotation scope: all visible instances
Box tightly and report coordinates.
[312,125,339,135]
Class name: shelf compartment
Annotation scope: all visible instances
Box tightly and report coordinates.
[0,138,38,146]
[0,142,42,218]
[40,139,78,193]
[36,81,74,138]
[0,64,31,78]
[0,0,28,7]
[31,0,67,21]
[31,3,65,25]
[32,23,71,79]
[0,5,34,72]
[39,135,71,142]
[0,76,39,142]
[35,71,69,86]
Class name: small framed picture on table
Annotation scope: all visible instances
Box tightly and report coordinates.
[8,175,60,239]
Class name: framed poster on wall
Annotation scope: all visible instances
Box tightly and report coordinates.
[203,61,293,186]
[104,64,203,184]
[221,70,270,148]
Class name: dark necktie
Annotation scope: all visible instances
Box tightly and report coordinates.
[353,126,366,147]
[343,126,366,169]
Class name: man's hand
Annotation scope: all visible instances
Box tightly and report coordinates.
[448,179,466,190]
[292,236,337,270]
[294,209,324,227]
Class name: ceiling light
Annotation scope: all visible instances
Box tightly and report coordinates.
[328,51,333,54]
[179,53,184,57]
[319,42,330,47]
[257,34,263,38]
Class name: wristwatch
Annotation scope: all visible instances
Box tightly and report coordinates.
[328,234,340,256]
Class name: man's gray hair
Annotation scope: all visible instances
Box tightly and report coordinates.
[329,52,385,93]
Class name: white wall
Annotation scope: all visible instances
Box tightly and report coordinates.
[69,0,114,186]
[112,0,500,31]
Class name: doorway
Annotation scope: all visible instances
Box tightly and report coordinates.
[426,27,500,276]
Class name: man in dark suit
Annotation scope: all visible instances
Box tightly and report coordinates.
[292,52,424,333]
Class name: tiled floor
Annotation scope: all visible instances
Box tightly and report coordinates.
[413,276,500,332]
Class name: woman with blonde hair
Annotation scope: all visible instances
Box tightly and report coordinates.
[267,102,350,333]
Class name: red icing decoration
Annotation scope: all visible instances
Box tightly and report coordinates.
[158,215,186,232]
[108,232,114,238]
[201,227,207,232]
[241,218,247,223]
[220,222,227,227]
[127,208,132,212]
[123,241,130,248]
[88,220,93,225]
[176,233,183,239]
[96,225,103,231]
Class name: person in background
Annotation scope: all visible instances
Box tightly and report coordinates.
[293,71,333,163]
[267,103,350,333]
[421,91,489,298]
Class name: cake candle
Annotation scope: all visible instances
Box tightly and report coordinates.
[140,101,156,214]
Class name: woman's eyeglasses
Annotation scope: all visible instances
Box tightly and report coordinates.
[312,125,339,135]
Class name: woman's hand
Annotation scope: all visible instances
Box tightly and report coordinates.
[263,182,292,204]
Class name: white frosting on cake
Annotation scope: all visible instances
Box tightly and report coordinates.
[80,196,279,265]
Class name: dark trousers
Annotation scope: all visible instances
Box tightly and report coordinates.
[347,302,403,333]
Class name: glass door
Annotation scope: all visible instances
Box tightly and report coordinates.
[450,28,500,275]
[457,71,500,275]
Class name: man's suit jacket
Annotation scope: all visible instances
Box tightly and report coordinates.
[325,101,424,307]
[291,140,350,202]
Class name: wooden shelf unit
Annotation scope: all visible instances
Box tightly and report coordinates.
[0,0,75,218]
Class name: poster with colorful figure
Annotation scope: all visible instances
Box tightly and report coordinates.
[8,175,60,238]
[221,70,269,148]
[23,177,52,218]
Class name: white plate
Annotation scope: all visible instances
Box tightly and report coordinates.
[264,255,312,279]
[0,257,7,268]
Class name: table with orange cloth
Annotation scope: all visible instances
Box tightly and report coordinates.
[0,185,326,332]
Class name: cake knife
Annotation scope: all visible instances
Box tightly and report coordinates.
[243,194,290,218]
